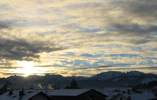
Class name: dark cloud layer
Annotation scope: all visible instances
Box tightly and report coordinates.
[0,20,12,29]
[106,0,157,36]
[124,0,157,19]
[109,24,157,34]
[0,37,64,60]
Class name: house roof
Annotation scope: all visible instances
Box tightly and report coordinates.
[0,89,108,99]
[0,90,44,100]
[48,89,90,96]
[48,89,108,97]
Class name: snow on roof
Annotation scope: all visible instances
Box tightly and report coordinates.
[0,90,43,100]
[48,89,90,96]
[131,91,155,100]
[1,89,104,99]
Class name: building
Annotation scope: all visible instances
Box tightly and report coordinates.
[48,89,107,100]
[0,90,48,100]
[0,89,107,100]
[28,92,49,100]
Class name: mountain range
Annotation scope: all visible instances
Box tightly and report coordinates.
[0,71,157,89]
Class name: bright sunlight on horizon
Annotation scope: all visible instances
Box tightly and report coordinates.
[15,61,46,77]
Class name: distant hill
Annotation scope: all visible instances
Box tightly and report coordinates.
[0,71,157,89]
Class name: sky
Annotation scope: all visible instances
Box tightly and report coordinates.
[0,0,157,77]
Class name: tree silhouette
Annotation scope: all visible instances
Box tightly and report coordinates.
[127,96,132,100]
[8,90,13,96]
[19,88,24,100]
[65,79,80,89]
[0,81,11,94]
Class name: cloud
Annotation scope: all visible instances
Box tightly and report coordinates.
[0,20,13,29]
[105,0,157,35]
[108,24,157,34]
[0,0,157,76]
[0,3,12,12]
[0,37,64,60]
[120,0,157,20]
